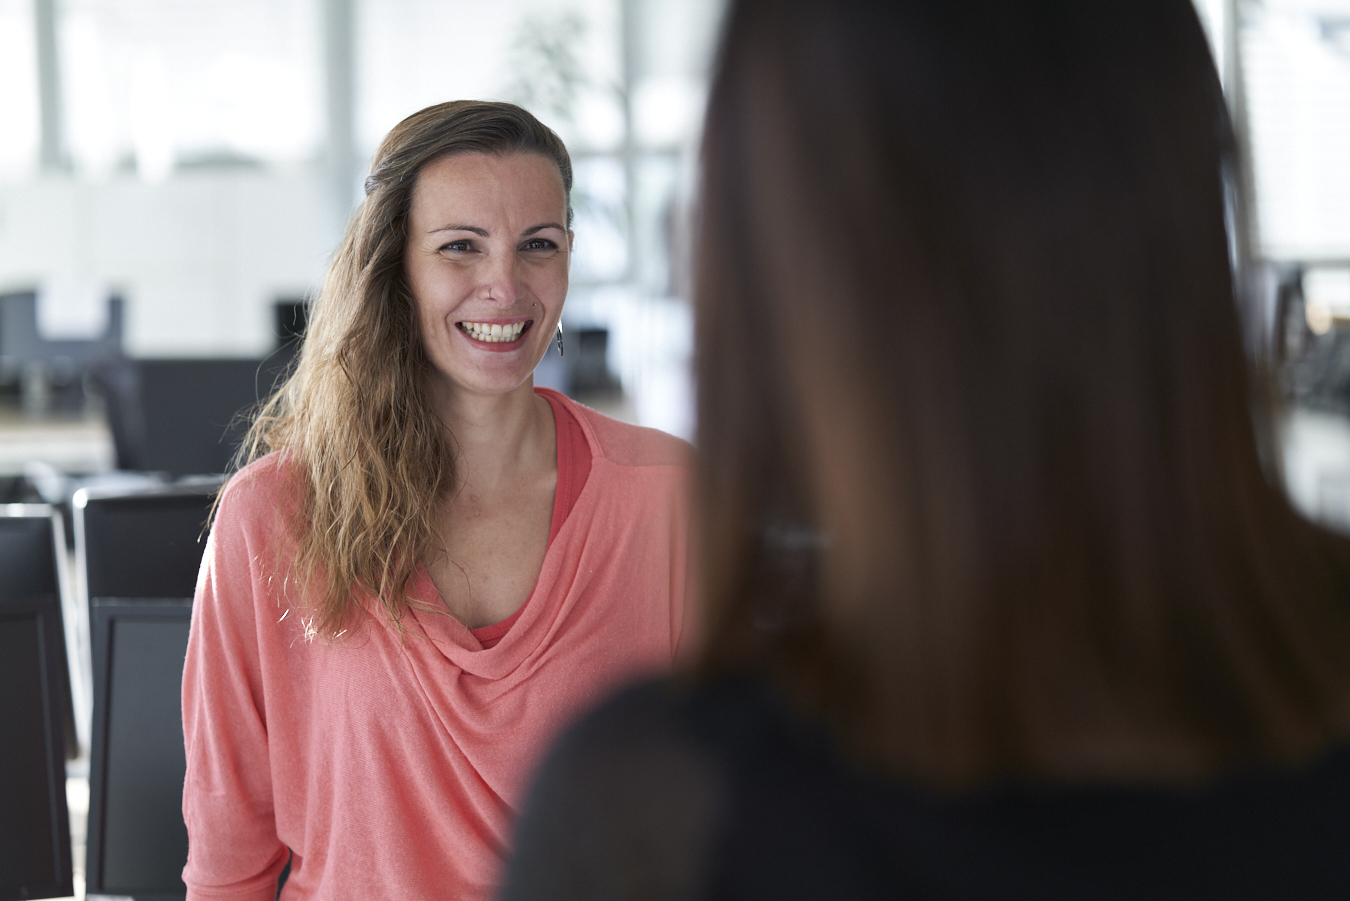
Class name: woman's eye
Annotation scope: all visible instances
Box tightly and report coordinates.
[522,238,559,255]
[440,240,475,253]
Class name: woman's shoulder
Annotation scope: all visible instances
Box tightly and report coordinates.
[541,676,783,774]
[214,449,304,530]
[503,677,726,901]
[543,389,693,471]
[514,677,1350,900]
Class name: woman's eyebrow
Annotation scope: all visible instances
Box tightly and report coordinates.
[427,223,565,236]
[429,224,488,236]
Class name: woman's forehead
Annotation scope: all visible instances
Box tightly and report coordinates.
[410,152,567,219]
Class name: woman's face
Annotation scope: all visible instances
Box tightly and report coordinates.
[404,151,572,406]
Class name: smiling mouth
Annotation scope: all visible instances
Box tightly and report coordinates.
[457,320,530,343]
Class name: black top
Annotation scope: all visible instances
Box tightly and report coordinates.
[502,676,1350,901]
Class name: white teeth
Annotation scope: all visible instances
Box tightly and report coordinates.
[458,321,526,343]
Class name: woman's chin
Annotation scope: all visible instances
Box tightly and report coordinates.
[427,367,541,408]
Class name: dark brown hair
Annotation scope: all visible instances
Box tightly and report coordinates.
[694,0,1350,786]
[239,100,572,636]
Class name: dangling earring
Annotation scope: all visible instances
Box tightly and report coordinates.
[555,322,564,357]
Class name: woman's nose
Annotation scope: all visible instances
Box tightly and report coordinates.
[480,250,523,304]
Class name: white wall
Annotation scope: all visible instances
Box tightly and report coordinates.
[0,165,337,357]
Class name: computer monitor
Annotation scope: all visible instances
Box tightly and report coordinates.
[0,290,124,375]
[74,480,223,602]
[0,509,74,900]
[85,598,192,901]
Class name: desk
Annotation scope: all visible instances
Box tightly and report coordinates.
[0,410,115,476]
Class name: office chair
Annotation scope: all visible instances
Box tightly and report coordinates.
[0,505,75,900]
[74,480,222,901]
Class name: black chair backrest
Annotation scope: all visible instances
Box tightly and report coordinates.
[94,357,283,476]
[0,506,60,601]
[75,481,223,601]
[0,505,78,759]
[137,359,278,477]
[86,598,192,901]
[0,507,74,899]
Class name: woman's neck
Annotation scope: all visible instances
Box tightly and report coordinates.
[436,380,557,491]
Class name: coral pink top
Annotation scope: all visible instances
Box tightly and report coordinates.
[181,390,691,900]
[469,390,591,650]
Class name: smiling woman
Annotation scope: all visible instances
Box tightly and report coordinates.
[179,101,693,901]
[405,153,570,407]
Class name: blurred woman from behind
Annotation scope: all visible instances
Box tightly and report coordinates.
[502,0,1350,897]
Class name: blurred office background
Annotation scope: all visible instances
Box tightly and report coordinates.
[1,0,1349,503]
[3,1,1350,899]
[2,0,1349,494]
[1215,0,1350,532]
[2,3,721,898]
[0,0,719,489]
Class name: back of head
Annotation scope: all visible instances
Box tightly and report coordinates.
[695,0,1350,785]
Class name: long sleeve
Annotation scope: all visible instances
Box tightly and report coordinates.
[181,467,290,900]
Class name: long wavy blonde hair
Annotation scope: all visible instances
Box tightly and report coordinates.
[238,100,573,636]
